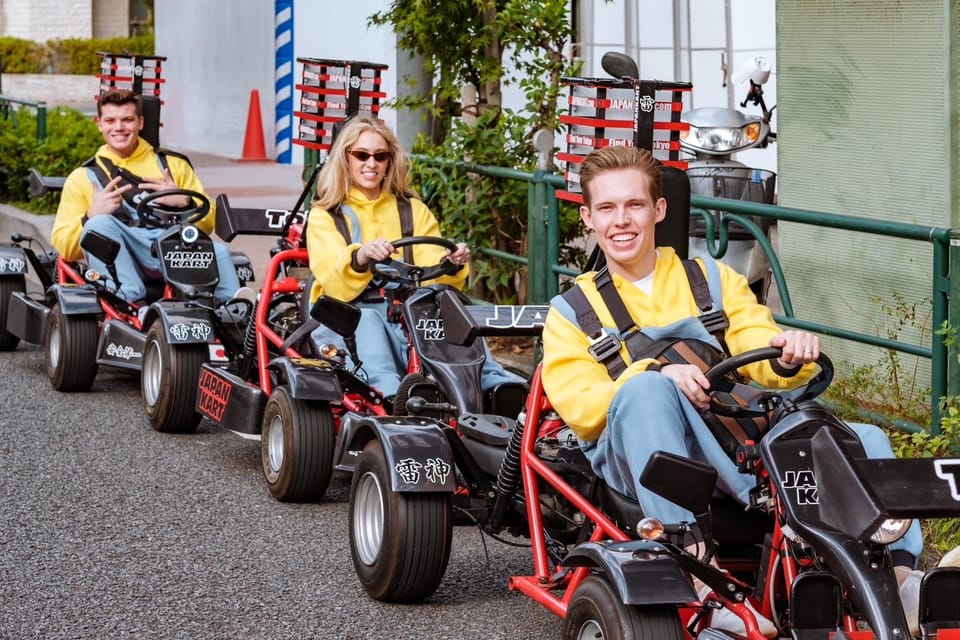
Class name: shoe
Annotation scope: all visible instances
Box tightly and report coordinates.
[938,544,960,568]
[700,586,777,638]
[217,287,257,324]
[898,568,923,637]
[137,305,149,326]
[229,286,258,306]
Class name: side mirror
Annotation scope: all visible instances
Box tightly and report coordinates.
[601,51,639,80]
[310,295,362,338]
[80,230,121,265]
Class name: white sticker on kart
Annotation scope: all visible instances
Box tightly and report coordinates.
[395,457,451,485]
[485,305,549,330]
[0,256,27,273]
[264,209,302,229]
[782,469,818,505]
[169,322,212,342]
[416,318,444,341]
[106,343,142,360]
[163,250,214,269]
[934,460,960,501]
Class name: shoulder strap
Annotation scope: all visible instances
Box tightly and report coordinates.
[560,280,628,379]
[680,258,730,351]
[398,197,414,264]
[155,148,193,169]
[328,205,352,245]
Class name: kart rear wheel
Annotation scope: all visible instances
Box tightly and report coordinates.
[45,303,98,392]
[142,321,207,433]
[260,386,335,502]
[0,276,25,351]
[562,575,684,640]
[349,438,452,603]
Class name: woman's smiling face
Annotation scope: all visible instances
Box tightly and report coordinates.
[347,130,391,200]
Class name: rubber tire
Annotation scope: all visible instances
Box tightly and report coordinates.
[141,321,207,433]
[349,438,452,603]
[260,386,335,502]
[562,575,685,640]
[0,276,25,351]
[45,303,99,392]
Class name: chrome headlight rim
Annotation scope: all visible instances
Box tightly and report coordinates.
[869,518,913,545]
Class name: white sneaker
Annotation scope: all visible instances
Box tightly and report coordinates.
[898,569,923,638]
[700,586,777,638]
[137,305,149,326]
[938,544,960,568]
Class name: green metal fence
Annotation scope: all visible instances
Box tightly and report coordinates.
[411,154,957,431]
[0,95,48,142]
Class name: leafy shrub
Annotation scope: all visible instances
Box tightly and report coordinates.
[0,37,47,73]
[0,105,101,213]
[0,35,153,75]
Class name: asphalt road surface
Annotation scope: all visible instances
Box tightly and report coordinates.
[0,343,559,639]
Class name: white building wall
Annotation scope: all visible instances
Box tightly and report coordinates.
[0,0,93,40]
[92,0,129,38]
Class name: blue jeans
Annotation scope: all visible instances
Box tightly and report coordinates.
[310,300,523,397]
[581,372,923,559]
[82,215,240,304]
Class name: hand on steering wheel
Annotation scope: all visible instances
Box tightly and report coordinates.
[703,346,833,418]
[368,236,464,287]
[135,189,210,229]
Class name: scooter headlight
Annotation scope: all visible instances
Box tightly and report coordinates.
[869,518,913,544]
[680,123,764,155]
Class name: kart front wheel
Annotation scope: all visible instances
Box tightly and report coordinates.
[260,387,335,502]
[142,321,207,433]
[562,576,684,640]
[349,438,452,603]
[46,303,98,392]
[0,276,25,351]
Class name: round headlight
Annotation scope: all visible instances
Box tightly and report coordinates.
[181,225,200,244]
[869,518,913,544]
[638,517,665,540]
[318,343,341,360]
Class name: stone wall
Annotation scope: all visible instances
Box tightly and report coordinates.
[0,0,93,41]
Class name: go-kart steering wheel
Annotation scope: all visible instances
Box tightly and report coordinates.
[136,189,210,228]
[371,236,463,286]
[703,346,833,417]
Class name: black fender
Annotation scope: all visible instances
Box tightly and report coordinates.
[334,414,456,492]
[561,539,698,606]
[0,245,29,275]
[6,290,50,344]
[150,301,216,344]
[96,318,146,370]
[265,356,344,402]
[53,284,102,315]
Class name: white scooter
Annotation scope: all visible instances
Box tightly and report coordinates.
[601,52,778,303]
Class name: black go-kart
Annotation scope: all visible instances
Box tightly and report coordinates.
[193,195,399,502]
[2,189,254,434]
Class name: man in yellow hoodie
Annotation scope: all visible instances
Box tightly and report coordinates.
[541,145,925,636]
[50,89,242,309]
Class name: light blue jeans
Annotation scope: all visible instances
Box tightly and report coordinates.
[82,214,240,304]
[311,300,523,397]
[581,371,923,559]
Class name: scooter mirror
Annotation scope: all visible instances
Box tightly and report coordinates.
[731,55,771,86]
[600,51,639,80]
[80,229,121,265]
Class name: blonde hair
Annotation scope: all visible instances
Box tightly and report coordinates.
[312,115,418,210]
[579,146,662,206]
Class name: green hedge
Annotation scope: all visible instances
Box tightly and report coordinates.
[0,106,102,214]
[0,34,154,75]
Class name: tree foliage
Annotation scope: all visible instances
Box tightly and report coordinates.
[370,0,583,303]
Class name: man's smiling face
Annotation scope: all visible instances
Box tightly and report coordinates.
[97,102,143,158]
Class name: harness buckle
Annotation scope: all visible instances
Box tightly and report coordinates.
[699,309,729,335]
[587,332,622,363]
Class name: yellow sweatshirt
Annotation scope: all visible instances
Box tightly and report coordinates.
[542,247,812,442]
[50,138,213,261]
[306,187,468,303]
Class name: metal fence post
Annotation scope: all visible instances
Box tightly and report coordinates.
[36,102,46,142]
[527,175,548,304]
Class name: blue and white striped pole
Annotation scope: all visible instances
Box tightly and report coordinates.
[274,0,294,163]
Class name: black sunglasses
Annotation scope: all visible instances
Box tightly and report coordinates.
[347,149,392,163]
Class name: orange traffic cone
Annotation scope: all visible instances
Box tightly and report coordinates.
[240,89,268,161]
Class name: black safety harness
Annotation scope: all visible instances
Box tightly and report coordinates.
[83,149,193,226]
